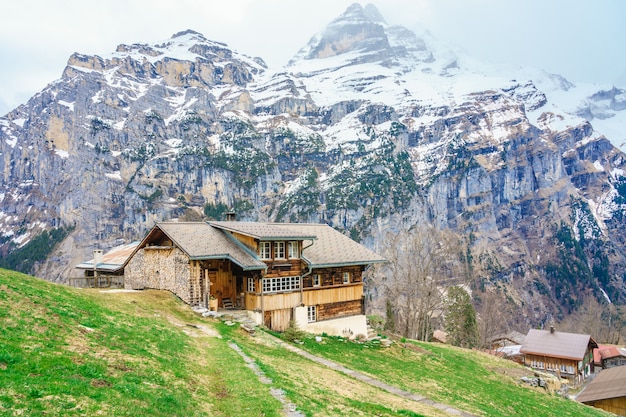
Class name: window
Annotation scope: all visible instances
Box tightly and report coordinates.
[259,242,271,260]
[343,272,351,284]
[287,241,299,259]
[307,306,317,322]
[247,277,256,293]
[313,274,320,287]
[262,276,300,294]
[274,241,285,259]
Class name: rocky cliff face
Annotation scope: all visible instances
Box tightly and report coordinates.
[1,5,625,324]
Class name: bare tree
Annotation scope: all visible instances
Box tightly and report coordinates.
[372,225,467,341]
[559,293,625,344]
[474,287,518,348]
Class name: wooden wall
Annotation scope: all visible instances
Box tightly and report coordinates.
[245,283,363,310]
[265,259,304,278]
[246,292,301,311]
[302,266,363,287]
[584,397,626,416]
[303,285,363,305]
[317,300,363,321]
[523,354,579,379]
[264,308,292,332]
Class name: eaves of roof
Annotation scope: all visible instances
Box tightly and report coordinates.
[308,260,386,269]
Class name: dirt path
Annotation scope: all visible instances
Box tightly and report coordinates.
[260,333,478,417]
[228,341,305,417]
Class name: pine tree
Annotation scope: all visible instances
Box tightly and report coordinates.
[445,286,479,348]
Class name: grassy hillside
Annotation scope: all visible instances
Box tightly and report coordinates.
[0,270,283,417]
[0,270,611,417]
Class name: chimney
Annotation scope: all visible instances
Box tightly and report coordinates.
[93,249,103,267]
[225,210,236,221]
[550,326,555,334]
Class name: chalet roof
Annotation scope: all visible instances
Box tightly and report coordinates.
[210,221,385,268]
[520,328,597,361]
[86,221,385,273]
[151,222,266,271]
[280,223,386,267]
[576,366,626,403]
[599,346,626,360]
[76,241,140,272]
[209,221,317,241]
[489,331,526,345]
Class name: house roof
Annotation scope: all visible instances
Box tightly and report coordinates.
[599,346,626,361]
[149,222,267,271]
[210,221,385,268]
[84,221,385,272]
[576,366,626,403]
[279,223,386,268]
[489,331,526,346]
[76,241,140,272]
[209,221,317,241]
[520,328,597,361]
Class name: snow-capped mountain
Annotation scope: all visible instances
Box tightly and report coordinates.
[1,3,625,324]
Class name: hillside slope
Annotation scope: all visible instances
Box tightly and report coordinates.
[0,271,610,416]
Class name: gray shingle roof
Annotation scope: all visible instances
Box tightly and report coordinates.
[127,221,384,271]
[209,221,317,240]
[576,366,626,403]
[156,222,266,270]
[520,328,596,361]
[207,221,385,267]
[278,223,386,267]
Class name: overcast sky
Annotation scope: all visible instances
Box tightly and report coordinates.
[1,0,624,115]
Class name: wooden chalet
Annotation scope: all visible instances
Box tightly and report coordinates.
[576,366,626,416]
[597,346,626,369]
[123,221,385,335]
[520,327,597,384]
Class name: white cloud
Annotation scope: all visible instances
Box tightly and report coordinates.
[0,0,624,115]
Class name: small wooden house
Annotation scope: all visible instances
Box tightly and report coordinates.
[520,327,597,384]
[597,346,626,369]
[123,221,385,336]
[577,366,626,416]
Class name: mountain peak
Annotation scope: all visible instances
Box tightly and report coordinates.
[288,3,391,64]
[362,3,386,24]
[339,3,386,25]
[287,2,437,73]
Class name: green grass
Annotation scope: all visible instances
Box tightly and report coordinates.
[0,269,282,417]
[0,269,612,417]
[267,334,611,417]
[218,323,437,417]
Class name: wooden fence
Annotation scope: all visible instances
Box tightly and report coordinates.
[68,276,124,289]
